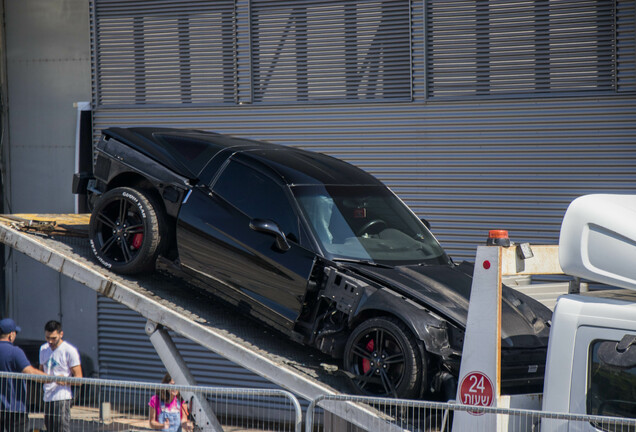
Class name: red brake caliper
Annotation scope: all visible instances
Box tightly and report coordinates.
[362,339,374,373]
[132,233,144,249]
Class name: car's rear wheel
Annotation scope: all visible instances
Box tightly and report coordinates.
[89,187,166,274]
[344,317,423,399]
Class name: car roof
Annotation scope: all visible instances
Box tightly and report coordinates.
[104,127,273,178]
[103,127,382,186]
[236,148,382,186]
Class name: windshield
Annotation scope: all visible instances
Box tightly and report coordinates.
[293,185,449,265]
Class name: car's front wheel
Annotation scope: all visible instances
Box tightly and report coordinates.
[344,317,423,399]
[89,187,166,274]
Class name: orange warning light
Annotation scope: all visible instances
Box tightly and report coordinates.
[487,230,511,247]
[488,230,508,239]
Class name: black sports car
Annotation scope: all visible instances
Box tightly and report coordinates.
[73,127,551,400]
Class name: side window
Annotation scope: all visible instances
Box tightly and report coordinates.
[213,160,299,242]
[587,338,636,431]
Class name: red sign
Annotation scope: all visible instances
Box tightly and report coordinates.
[459,372,494,415]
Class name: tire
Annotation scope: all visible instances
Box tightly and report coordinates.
[344,317,423,399]
[89,187,166,274]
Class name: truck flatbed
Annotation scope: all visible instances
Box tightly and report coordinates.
[0,213,392,430]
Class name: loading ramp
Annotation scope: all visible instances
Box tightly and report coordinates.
[0,214,401,431]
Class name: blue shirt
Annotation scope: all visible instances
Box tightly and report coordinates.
[0,340,31,412]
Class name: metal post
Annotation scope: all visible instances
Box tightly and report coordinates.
[146,320,224,432]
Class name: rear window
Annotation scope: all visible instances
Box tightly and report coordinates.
[156,133,224,176]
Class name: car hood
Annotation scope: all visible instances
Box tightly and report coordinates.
[342,262,552,348]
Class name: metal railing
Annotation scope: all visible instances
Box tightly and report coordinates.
[0,371,302,432]
[4,371,635,432]
[307,394,636,432]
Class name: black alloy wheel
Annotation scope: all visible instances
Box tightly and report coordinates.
[89,187,166,274]
[344,317,423,399]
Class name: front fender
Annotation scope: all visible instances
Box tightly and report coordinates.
[353,288,453,357]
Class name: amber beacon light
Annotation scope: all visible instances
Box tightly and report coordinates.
[486,229,511,247]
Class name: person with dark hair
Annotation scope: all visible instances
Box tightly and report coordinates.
[0,318,46,432]
[39,320,82,432]
[148,373,192,432]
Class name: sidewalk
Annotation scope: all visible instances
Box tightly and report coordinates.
[28,405,152,431]
[28,405,274,431]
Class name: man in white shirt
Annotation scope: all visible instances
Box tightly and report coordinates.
[39,320,82,432]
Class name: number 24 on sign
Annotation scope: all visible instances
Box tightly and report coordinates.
[459,372,494,407]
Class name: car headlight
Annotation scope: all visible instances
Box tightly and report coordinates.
[445,324,465,351]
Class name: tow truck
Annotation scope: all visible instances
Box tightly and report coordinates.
[453,194,636,431]
[2,194,635,431]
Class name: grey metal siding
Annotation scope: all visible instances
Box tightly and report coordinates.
[425,1,622,98]
[97,296,305,416]
[616,0,636,91]
[249,0,413,103]
[92,96,636,260]
[92,0,238,107]
[89,0,636,260]
[97,295,281,388]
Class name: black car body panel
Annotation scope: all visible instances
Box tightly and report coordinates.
[104,127,233,179]
[177,185,317,328]
[77,127,552,399]
[344,263,550,348]
[240,148,385,187]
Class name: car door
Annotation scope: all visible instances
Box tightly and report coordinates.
[176,158,317,330]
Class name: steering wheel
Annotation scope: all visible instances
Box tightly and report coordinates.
[356,219,387,236]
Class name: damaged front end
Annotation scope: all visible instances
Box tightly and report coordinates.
[295,263,466,398]
[297,257,550,399]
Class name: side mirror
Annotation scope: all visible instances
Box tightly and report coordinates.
[598,334,636,369]
[249,219,291,252]
[421,218,431,229]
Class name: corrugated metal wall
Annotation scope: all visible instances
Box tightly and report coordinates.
[97,296,279,387]
[97,296,304,413]
[90,0,636,387]
[91,97,636,259]
[90,0,636,260]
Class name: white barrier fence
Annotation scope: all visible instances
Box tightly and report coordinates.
[0,372,302,432]
[3,372,635,432]
[307,394,636,432]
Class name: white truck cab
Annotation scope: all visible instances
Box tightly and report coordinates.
[544,194,636,425]
[543,293,636,422]
[453,194,636,431]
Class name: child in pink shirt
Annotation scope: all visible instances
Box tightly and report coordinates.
[148,373,192,432]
